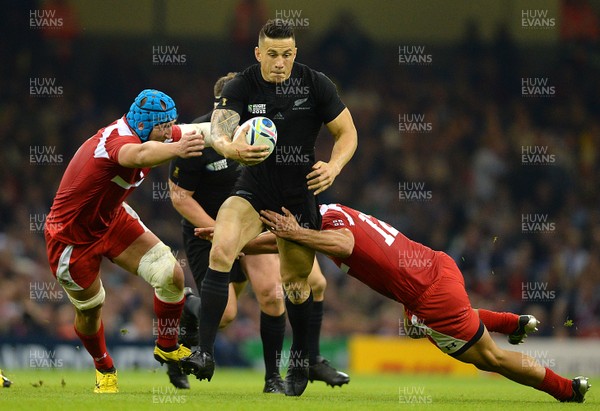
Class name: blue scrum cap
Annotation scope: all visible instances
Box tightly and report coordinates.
[126,89,177,141]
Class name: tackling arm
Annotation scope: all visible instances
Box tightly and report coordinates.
[259,207,355,258]
[241,231,280,254]
[178,122,212,146]
[193,226,280,255]
[118,137,203,168]
[118,127,204,168]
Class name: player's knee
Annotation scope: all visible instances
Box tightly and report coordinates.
[220,304,237,328]
[309,273,326,299]
[255,285,281,309]
[280,270,310,284]
[68,281,106,312]
[209,244,236,271]
[172,262,184,290]
[137,242,183,303]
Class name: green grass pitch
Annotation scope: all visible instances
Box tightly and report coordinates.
[0,368,595,410]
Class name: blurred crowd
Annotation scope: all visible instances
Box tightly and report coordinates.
[2,1,600,357]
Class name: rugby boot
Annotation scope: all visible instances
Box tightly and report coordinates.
[263,373,285,394]
[154,344,192,365]
[309,356,350,387]
[180,350,215,381]
[166,361,190,389]
[285,362,309,396]
[0,369,12,388]
[94,368,118,393]
[561,376,591,403]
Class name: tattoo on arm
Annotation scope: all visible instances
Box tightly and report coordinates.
[211,109,240,141]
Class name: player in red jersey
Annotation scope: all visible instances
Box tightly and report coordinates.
[44,89,206,393]
[256,203,591,402]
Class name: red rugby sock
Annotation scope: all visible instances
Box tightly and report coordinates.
[477,309,519,334]
[154,294,184,349]
[75,321,114,371]
[537,367,574,401]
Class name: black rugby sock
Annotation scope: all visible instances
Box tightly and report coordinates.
[285,292,313,365]
[308,300,323,365]
[260,311,286,379]
[198,268,229,354]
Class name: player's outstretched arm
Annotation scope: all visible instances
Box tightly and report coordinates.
[118,130,204,168]
[242,231,280,254]
[259,207,355,258]
[178,122,212,147]
[307,108,358,195]
[210,108,270,165]
[193,226,279,255]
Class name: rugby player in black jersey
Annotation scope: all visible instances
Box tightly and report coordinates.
[169,73,350,393]
[180,20,357,396]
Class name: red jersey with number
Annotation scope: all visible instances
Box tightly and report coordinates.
[45,117,182,245]
[319,204,442,309]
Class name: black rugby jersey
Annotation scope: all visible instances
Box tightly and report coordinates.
[169,112,241,227]
[216,62,345,195]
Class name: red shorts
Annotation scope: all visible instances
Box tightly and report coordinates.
[45,203,147,291]
[404,252,484,356]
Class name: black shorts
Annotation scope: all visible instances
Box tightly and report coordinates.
[182,224,247,285]
[233,170,322,230]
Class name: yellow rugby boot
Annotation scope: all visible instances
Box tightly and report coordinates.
[94,369,118,393]
[154,344,192,365]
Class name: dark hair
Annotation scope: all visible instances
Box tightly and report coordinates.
[214,72,237,98]
[259,19,295,43]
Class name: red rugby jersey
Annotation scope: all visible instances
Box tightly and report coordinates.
[46,117,181,244]
[320,203,442,308]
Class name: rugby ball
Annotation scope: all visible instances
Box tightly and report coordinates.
[234,116,277,156]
